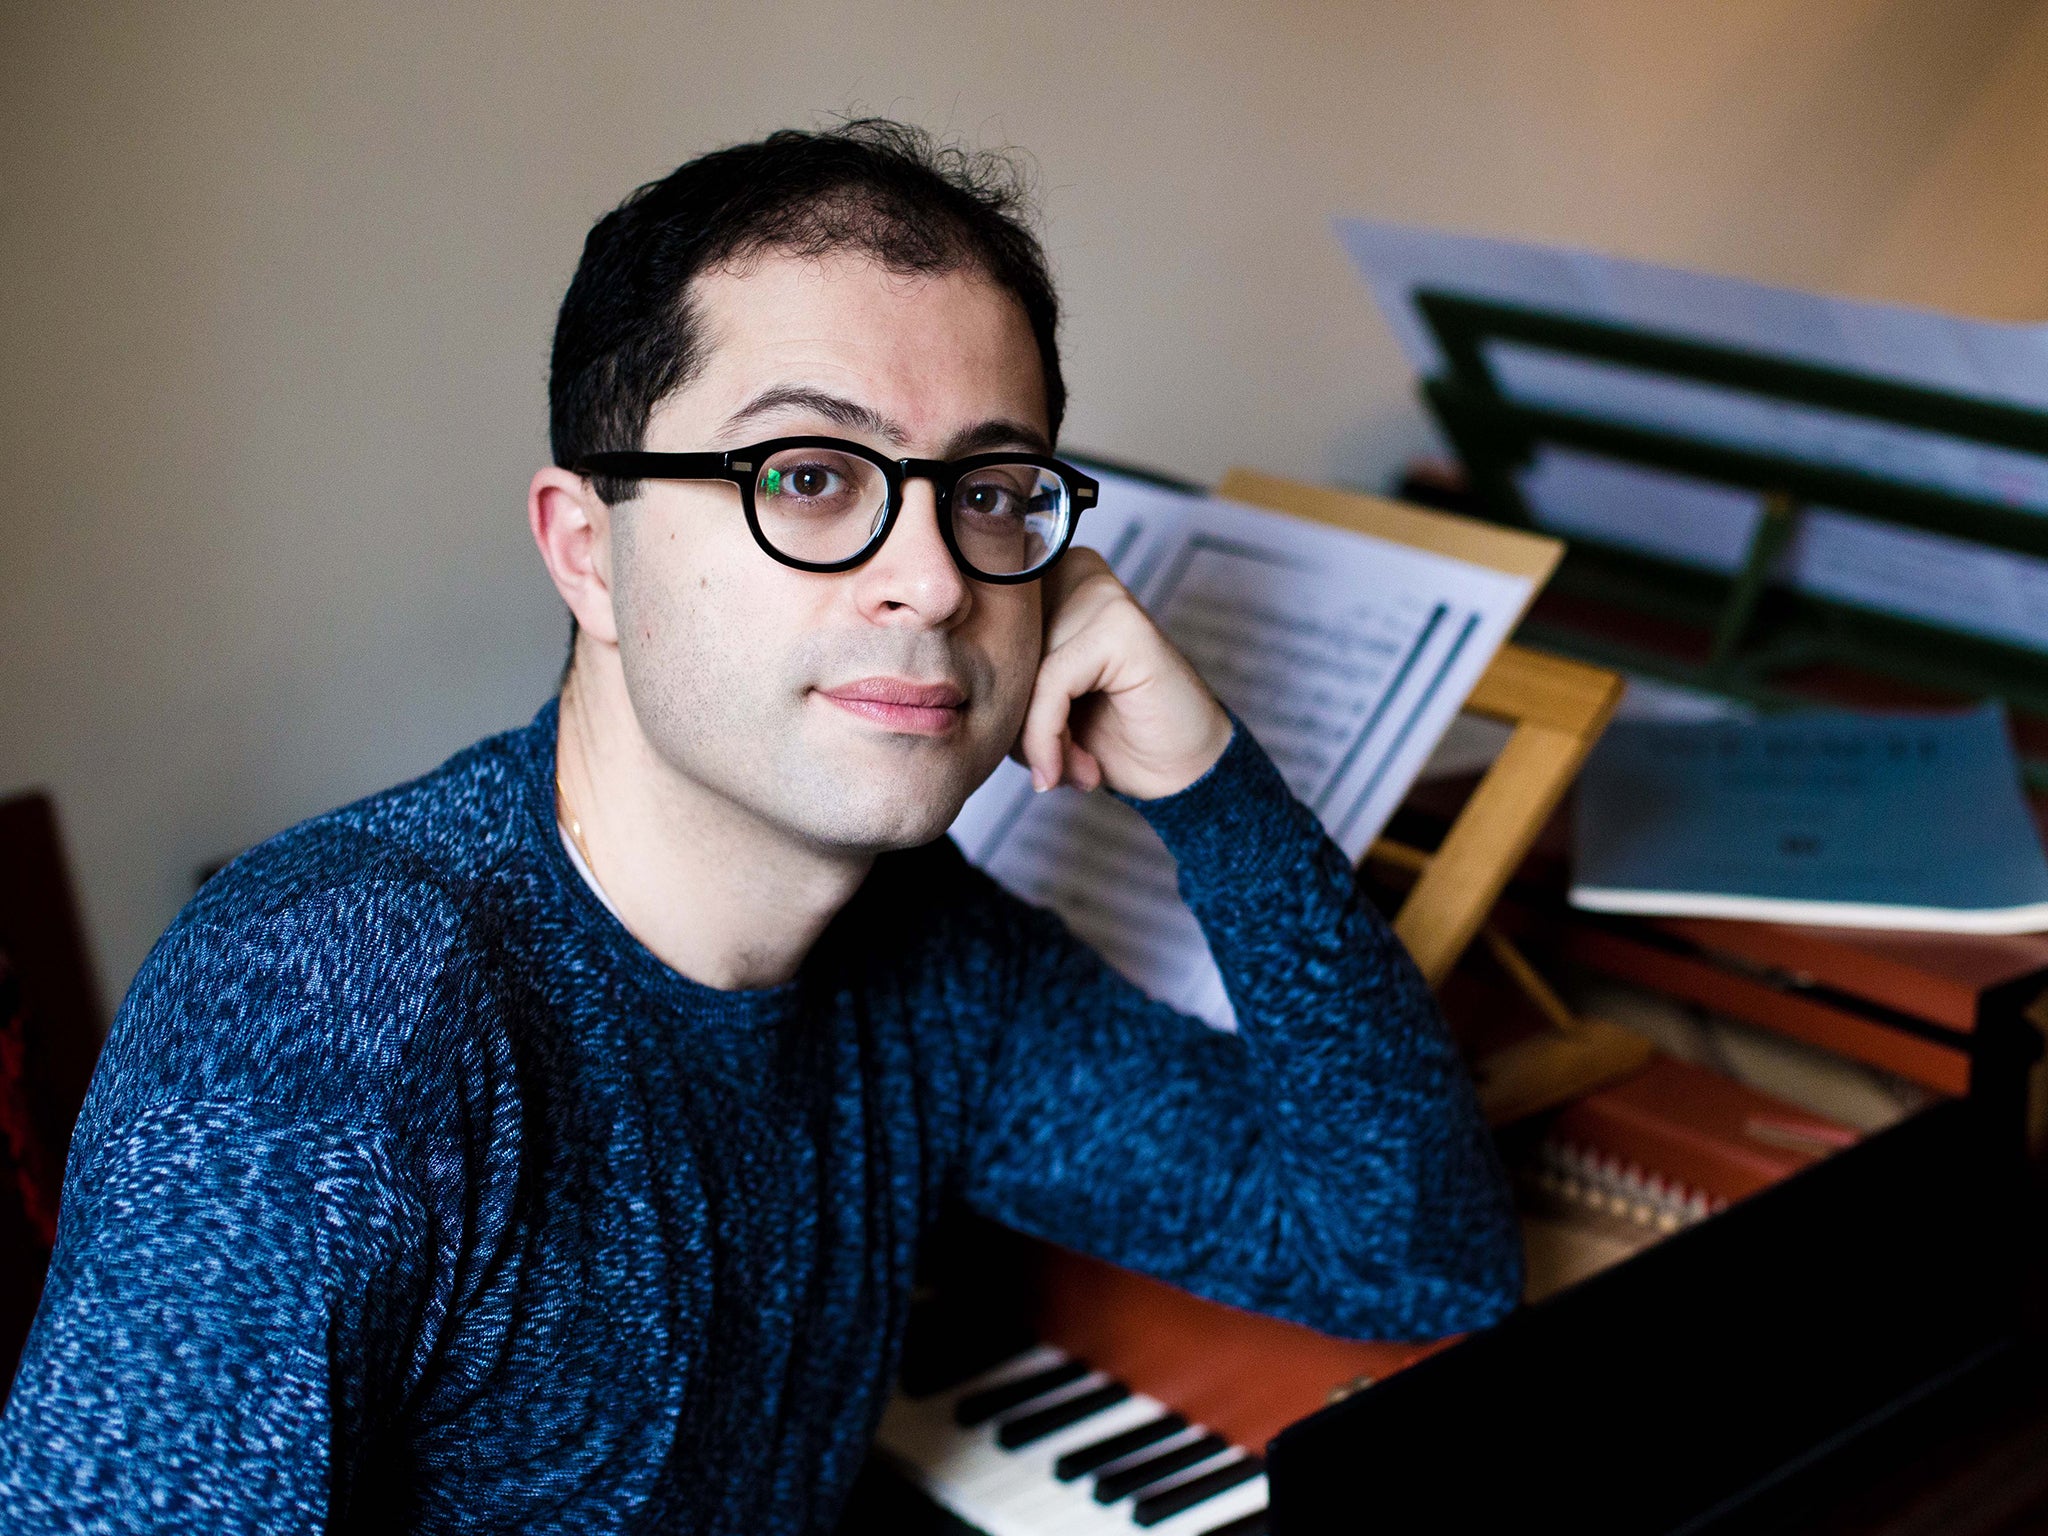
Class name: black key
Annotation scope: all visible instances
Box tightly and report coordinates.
[1195,1512,1269,1536]
[1133,1455,1265,1527]
[1053,1413,1188,1481]
[997,1381,1131,1449]
[953,1358,1088,1428]
[1094,1433,1229,1504]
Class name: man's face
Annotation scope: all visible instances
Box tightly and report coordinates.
[606,251,1050,854]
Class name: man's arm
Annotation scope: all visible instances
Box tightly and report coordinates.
[953,549,1521,1339]
[955,723,1521,1339]
[0,889,472,1533]
[0,1100,424,1532]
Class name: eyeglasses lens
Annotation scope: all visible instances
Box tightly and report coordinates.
[753,449,1072,577]
[950,464,1071,577]
[754,448,891,565]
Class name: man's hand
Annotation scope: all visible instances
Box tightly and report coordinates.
[1015,548,1233,800]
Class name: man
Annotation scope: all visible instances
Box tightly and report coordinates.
[0,122,1519,1532]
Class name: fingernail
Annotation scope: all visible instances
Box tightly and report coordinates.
[1031,768,1049,793]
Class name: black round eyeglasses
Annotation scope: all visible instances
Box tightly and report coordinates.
[576,438,1099,584]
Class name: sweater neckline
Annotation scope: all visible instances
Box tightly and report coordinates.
[517,697,808,1024]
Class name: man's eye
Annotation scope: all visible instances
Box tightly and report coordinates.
[767,464,842,499]
[960,483,1021,518]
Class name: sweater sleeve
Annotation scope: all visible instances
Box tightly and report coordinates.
[954,722,1522,1340]
[0,1099,426,1534]
[0,879,488,1535]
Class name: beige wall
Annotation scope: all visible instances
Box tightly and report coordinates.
[5,0,2046,1006]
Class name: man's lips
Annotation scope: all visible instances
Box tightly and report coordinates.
[815,676,968,735]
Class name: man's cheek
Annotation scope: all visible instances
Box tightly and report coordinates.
[989,618,1044,731]
[1007,588,1047,680]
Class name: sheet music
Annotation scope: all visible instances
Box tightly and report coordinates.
[948,471,1535,1030]
[1336,219,2048,654]
[1338,218,2048,412]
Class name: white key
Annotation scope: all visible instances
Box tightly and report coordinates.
[934,1448,1136,1536]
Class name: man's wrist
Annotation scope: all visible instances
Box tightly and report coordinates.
[1116,699,1235,802]
[1119,718,1320,916]
[1114,710,1257,815]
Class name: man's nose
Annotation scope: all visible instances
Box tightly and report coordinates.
[851,477,970,628]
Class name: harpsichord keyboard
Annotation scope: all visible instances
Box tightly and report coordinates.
[876,1344,1271,1536]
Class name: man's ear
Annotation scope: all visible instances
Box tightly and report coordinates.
[529,467,620,645]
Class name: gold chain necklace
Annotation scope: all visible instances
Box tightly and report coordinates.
[554,770,611,905]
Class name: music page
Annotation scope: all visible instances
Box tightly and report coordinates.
[947,471,1536,1030]
[1335,218,2048,655]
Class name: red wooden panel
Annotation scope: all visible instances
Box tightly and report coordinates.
[1642,918,2048,1034]
[1563,927,1974,1095]
[1033,1244,1450,1452]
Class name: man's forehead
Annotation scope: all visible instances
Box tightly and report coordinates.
[694,244,980,308]
[704,381,1051,457]
[670,251,1049,445]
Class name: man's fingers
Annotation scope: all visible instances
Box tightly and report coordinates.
[1018,548,1224,798]
[1018,669,1074,791]
[1065,741,1103,792]
[1020,635,1111,791]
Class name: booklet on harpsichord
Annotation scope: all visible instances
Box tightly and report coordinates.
[1571,705,2048,935]
[945,466,1555,1031]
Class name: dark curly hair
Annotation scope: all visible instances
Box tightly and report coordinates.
[549,120,1065,508]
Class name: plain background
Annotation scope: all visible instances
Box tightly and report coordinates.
[5,0,2047,1007]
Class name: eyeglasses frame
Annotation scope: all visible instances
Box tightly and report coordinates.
[575,437,1099,584]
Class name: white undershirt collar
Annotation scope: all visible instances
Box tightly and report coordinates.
[558,822,626,923]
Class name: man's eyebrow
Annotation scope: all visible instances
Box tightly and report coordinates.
[942,419,1054,457]
[720,386,907,445]
[719,386,1053,458]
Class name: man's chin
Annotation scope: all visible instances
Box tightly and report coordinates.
[793,788,968,854]
[819,757,996,852]
[768,707,1017,851]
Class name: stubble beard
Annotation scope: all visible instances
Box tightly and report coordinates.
[615,572,1027,857]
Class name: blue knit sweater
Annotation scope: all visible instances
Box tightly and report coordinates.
[0,702,1519,1533]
